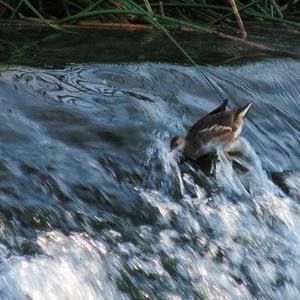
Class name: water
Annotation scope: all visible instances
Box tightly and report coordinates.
[0,28,299,299]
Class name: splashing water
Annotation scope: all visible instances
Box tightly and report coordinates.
[146,133,276,200]
[214,138,277,196]
[0,56,299,299]
[145,131,185,195]
[0,232,128,300]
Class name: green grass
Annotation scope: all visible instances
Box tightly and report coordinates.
[0,0,299,64]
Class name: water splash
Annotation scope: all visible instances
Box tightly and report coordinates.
[0,59,299,299]
[0,231,127,300]
[210,138,280,197]
[147,133,277,199]
[145,131,185,195]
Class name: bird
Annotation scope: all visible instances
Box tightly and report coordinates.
[170,99,252,161]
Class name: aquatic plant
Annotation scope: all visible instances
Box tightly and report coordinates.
[0,0,299,64]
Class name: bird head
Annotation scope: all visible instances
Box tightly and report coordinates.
[170,136,185,151]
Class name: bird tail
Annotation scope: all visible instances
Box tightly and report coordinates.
[208,99,228,116]
[235,103,252,118]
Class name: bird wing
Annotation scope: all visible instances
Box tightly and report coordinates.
[189,100,229,133]
[184,124,232,159]
[199,124,232,137]
[189,124,232,149]
[187,110,235,138]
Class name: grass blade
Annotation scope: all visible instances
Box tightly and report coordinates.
[22,0,61,30]
[10,0,24,20]
[270,0,284,18]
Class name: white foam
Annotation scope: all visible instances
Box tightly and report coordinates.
[0,231,127,300]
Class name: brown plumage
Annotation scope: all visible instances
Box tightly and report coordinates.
[170,99,252,160]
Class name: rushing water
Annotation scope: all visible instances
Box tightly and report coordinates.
[0,29,299,299]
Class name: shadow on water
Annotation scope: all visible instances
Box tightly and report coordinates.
[0,28,299,299]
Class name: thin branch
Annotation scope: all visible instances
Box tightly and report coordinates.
[229,0,247,39]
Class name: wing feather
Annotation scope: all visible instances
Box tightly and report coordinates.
[187,110,235,137]
[200,125,232,136]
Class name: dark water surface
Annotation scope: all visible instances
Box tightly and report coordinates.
[0,28,300,299]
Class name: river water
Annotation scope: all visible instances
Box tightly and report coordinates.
[0,28,299,299]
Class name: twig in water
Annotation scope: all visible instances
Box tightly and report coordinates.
[229,0,247,39]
